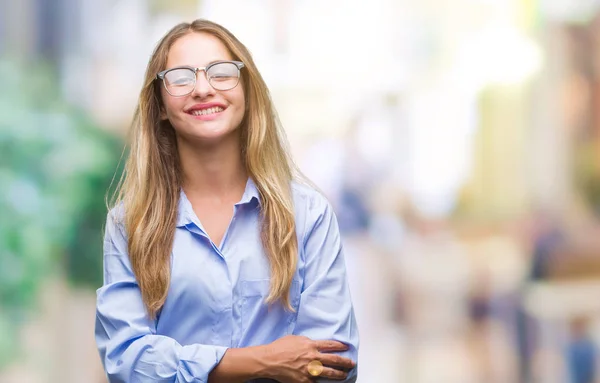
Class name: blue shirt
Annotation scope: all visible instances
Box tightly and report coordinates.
[95,179,359,383]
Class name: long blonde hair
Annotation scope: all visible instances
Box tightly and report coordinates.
[110,19,298,319]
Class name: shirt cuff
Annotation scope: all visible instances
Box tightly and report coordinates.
[177,344,229,382]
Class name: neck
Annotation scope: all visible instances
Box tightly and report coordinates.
[177,133,247,201]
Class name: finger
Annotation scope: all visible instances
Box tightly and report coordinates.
[316,366,349,381]
[314,340,349,352]
[320,353,356,370]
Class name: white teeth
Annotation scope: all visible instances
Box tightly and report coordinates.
[190,107,224,116]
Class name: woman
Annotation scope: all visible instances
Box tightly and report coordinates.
[95,19,359,383]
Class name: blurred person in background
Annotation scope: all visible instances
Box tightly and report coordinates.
[516,211,565,382]
[566,316,597,383]
[95,19,358,383]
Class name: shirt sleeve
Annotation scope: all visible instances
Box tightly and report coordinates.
[292,195,359,383]
[95,210,228,383]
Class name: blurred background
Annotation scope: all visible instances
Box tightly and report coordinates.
[2,0,600,382]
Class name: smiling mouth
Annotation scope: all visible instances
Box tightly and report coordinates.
[188,107,224,116]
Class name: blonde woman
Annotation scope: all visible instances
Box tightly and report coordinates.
[95,19,358,383]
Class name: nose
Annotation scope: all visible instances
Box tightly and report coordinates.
[191,69,215,98]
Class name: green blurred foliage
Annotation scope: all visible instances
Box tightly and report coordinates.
[0,58,123,367]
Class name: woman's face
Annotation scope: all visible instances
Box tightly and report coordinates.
[160,32,246,145]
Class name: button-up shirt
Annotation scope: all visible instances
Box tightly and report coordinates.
[95,179,359,382]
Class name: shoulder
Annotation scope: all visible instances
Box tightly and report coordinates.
[291,180,331,215]
[291,180,337,234]
[105,203,127,240]
[107,202,126,224]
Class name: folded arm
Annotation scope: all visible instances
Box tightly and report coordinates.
[292,196,360,382]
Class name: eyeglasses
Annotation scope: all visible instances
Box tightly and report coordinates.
[156,60,245,97]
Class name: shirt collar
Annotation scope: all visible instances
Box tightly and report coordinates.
[237,177,261,206]
[176,177,261,228]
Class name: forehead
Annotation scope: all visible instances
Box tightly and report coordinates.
[166,32,233,68]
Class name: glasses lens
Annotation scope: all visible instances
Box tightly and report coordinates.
[164,68,196,96]
[207,62,240,91]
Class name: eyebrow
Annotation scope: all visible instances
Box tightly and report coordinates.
[164,59,232,71]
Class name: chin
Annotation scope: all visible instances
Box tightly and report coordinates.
[186,126,238,144]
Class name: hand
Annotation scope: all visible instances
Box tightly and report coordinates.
[260,335,355,383]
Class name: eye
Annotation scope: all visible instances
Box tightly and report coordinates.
[164,69,195,87]
[211,75,234,83]
[171,78,194,86]
[207,62,239,82]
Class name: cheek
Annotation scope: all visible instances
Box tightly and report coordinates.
[234,90,246,114]
[162,97,184,119]
[234,94,246,123]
